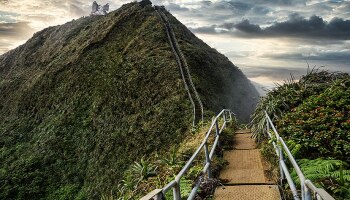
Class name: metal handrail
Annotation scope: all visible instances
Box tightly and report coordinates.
[264,111,335,200]
[141,109,235,200]
[155,8,197,127]
[155,7,204,126]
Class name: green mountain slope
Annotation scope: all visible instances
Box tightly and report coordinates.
[0,2,258,199]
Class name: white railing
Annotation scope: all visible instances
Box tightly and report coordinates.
[141,109,235,200]
[265,111,335,200]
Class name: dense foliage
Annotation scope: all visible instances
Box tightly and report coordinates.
[277,79,350,161]
[0,2,257,199]
[250,68,350,199]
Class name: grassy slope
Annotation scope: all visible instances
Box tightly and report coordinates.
[0,2,258,199]
[0,3,192,199]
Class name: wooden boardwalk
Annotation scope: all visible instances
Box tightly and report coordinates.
[214,129,281,200]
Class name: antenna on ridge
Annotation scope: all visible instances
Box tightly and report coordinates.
[91,1,109,16]
[92,1,99,13]
[102,3,109,14]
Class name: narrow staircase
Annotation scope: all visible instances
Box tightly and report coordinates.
[214,129,281,200]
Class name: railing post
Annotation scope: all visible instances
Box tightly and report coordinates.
[173,183,181,200]
[301,182,305,200]
[278,137,285,184]
[215,120,219,136]
[304,184,312,200]
[215,120,221,149]
[204,142,212,178]
[266,117,270,136]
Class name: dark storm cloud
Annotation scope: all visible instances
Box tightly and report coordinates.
[0,22,34,38]
[220,23,235,29]
[262,14,350,40]
[192,14,350,40]
[234,19,262,33]
[189,25,218,34]
[253,0,306,6]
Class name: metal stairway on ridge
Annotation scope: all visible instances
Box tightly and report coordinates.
[214,129,281,200]
[155,6,204,126]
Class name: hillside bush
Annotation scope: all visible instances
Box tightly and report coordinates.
[250,68,350,199]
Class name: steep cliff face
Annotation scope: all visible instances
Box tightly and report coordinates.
[0,2,258,199]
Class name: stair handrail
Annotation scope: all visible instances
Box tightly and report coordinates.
[155,6,204,126]
[141,109,235,200]
[264,110,335,200]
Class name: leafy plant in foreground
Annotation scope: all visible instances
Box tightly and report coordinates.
[160,146,183,171]
[291,159,350,198]
[129,157,158,181]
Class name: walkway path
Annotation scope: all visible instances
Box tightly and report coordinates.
[214,129,281,200]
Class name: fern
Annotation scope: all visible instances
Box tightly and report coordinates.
[285,140,302,158]
[180,178,193,198]
[291,158,349,189]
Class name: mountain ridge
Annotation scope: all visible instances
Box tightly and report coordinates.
[0,2,258,199]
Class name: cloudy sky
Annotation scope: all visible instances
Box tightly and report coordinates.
[1,0,350,89]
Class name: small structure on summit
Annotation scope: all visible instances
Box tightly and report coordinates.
[91,1,109,15]
[139,0,152,7]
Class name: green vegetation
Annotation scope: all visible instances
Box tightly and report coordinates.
[277,79,350,161]
[0,2,256,199]
[250,68,350,199]
[164,11,259,123]
[291,159,350,198]
[114,119,236,199]
[1,3,191,199]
